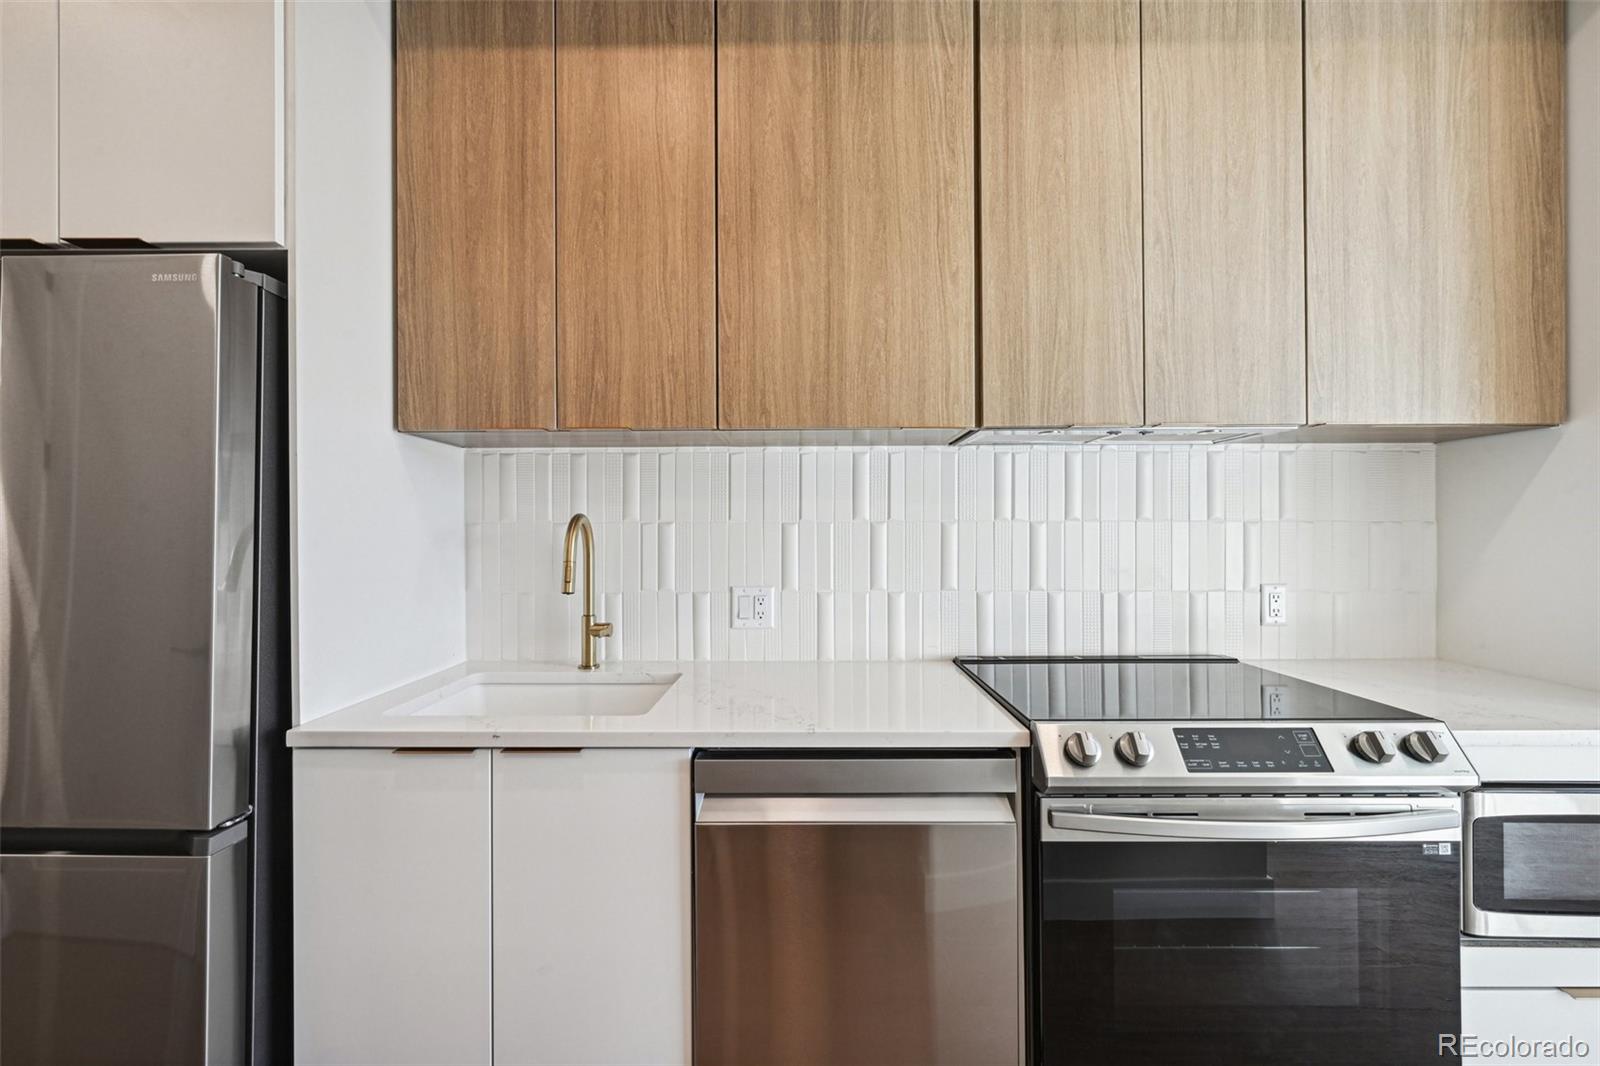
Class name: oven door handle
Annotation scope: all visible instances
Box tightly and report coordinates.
[1045,807,1460,842]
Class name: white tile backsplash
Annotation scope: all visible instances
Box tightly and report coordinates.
[465,445,1437,663]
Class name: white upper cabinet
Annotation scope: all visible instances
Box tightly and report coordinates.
[0,0,59,242]
[57,0,284,244]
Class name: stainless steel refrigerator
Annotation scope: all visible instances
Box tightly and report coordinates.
[1,254,289,1065]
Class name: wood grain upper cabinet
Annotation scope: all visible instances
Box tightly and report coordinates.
[56,0,283,244]
[557,1,715,430]
[395,0,555,432]
[1142,0,1306,426]
[1306,1,1565,426]
[980,0,1142,428]
[1,0,59,243]
[717,0,975,430]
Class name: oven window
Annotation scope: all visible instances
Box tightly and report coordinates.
[1475,816,1600,912]
[1035,841,1460,1066]
[1111,886,1361,1011]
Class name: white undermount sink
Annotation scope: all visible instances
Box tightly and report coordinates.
[392,671,680,719]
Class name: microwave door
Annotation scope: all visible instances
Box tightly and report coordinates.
[0,254,259,832]
[1465,790,1600,939]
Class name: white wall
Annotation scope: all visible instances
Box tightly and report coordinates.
[1436,2,1600,692]
[290,0,463,721]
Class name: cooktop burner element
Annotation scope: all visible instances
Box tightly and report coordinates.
[954,656,1479,794]
[954,655,1428,723]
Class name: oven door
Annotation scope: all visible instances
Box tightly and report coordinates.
[1464,789,1600,939]
[1035,796,1463,1066]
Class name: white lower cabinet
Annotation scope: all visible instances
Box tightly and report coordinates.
[493,748,692,1066]
[1461,946,1600,1065]
[294,749,494,1066]
[293,747,691,1066]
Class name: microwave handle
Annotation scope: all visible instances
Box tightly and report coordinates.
[1046,807,1459,842]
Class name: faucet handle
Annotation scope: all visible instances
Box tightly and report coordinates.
[589,621,613,638]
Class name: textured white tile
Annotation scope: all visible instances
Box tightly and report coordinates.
[1073,450,1092,521]
[994,453,1013,520]
[1114,450,1135,521]
[652,451,672,521]
[784,523,801,591]
[814,452,834,522]
[465,444,1435,663]
[1225,522,1244,591]
[815,522,834,591]
[870,522,888,590]
[865,451,887,522]
[889,592,908,660]
[904,451,924,522]
[954,520,975,589]
[638,452,659,523]
[798,522,817,592]
[676,594,695,659]
[780,451,801,523]
[854,453,872,521]
[763,452,782,524]
[710,523,730,593]
[709,452,730,522]
[835,451,855,522]
[886,521,906,593]
[818,591,836,661]
[975,522,995,590]
[742,444,761,521]
[658,523,676,591]
[1029,522,1048,591]
[993,520,1014,592]
[889,451,907,519]
[482,454,502,522]
[924,521,944,591]
[800,451,818,520]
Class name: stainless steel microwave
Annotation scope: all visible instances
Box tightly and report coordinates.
[1464,789,1600,939]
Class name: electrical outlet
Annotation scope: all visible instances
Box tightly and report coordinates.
[1261,584,1288,626]
[1262,685,1291,717]
[731,587,775,629]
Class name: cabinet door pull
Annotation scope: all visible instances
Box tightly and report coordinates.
[390,747,477,755]
[1559,987,1600,999]
[500,747,583,755]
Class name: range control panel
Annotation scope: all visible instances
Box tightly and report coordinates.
[1031,719,1479,793]
[1174,727,1331,774]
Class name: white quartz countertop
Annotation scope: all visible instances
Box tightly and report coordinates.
[287,660,1029,750]
[1249,658,1600,783]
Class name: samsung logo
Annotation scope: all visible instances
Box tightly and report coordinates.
[150,272,198,283]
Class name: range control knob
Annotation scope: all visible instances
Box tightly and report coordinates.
[1350,730,1397,764]
[1402,730,1450,764]
[1115,731,1154,768]
[1064,731,1102,768]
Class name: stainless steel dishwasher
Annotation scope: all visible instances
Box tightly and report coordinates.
[692,753,1021,1066]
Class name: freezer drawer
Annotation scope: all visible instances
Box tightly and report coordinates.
[0,836,247,1065]
[694,797,1020,1066]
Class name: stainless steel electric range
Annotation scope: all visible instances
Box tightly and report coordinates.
[956,655,1480,1066]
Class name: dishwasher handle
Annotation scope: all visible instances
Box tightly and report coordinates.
[697,794,1016,825]
[693,756,1017,797]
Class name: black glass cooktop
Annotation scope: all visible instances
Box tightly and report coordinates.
[954,655,1427,724]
